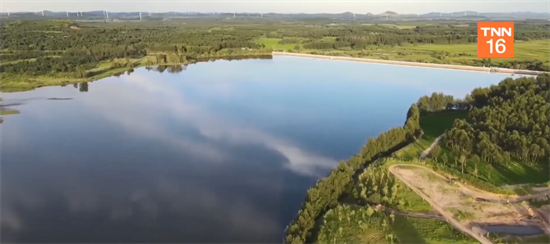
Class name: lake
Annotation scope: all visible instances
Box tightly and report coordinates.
[0,56,512,243]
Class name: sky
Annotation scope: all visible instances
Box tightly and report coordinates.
[0,0,548,14]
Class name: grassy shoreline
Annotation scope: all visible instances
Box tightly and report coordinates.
[0,53,272,93]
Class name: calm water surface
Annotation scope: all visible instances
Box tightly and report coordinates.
[1,57,512,243]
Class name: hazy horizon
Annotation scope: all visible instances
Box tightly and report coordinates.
[1,0,548,14]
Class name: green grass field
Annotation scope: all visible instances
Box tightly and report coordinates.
[406,40,550,61]
[391,215,474,244]
[0,110,20,115]
[360,23,418,29]
[315,204,474,244]
[321,37,337,42]
[377,23,417,29]
[392,180,433,213]
[432,137,549,188]
[255,37,298,50]
[292,39,550,69]
[0,59,138,92]
[420,111,469,139]
[0,58,38,65]
[395,111,467,160]
[357,162,433,213]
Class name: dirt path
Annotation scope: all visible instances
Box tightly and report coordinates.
[389,164,494,244]
[419,135,442,160]
[389,164,550,244]
[398,164,550,202]
[415,135,550,201]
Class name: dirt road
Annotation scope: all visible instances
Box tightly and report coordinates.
[389,164,494,244]
[416,135,550,202]
[390,164,550,244]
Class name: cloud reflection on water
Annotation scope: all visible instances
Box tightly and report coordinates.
[81,73,337,177]
[1,164,282,243]
[1,57,514,243]
[3,70,336,242]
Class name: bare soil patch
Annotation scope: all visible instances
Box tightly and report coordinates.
[390,164,550,241]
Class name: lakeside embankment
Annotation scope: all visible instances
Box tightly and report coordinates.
[273,52,547,76]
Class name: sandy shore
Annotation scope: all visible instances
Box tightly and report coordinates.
[272,52,547,76]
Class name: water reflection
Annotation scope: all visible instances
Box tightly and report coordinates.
[71,82,89,92]
[126,68,135,75]
[81,73,337,177]
[1,69,335,243]
[145,65,187,74]
[79,82,89,92]
[0,57,513,243]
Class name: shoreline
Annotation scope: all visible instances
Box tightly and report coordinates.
[273,52,547,76]
[0,54,273,93]
[3,52,546,93]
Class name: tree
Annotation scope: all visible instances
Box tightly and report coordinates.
[405,104,421,138]
[459,154,467,173]
[440,153,449,165]
[75,66,88,78]
[430,145,441,158]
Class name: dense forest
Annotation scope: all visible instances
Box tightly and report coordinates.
[0,20,268,78]
[1,19,549,92]
[443,74,550,170]
[408,75,550,193]
[264,21,550,45]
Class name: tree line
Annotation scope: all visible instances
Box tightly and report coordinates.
[3,20,547,53]
[415,92,471,114]
[0,20,264,51]
[413,75,550,173]
[0,20,269,79]
[0,45,146,76]
[2,19,549,80]
[443,74,550,169]
[284,104,421,244]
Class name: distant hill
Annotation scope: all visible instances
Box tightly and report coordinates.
[378,11,399,16]
[1,10,548,20]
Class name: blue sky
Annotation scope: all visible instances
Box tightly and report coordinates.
[1,0,548,14]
